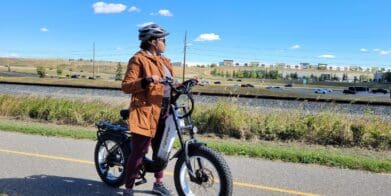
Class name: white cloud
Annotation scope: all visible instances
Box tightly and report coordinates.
[194,33,221,42]
[92,2,127,14]
[360,48,368,52]
[373,48,381,52]
[380,50,391,55]
[128,6,140,13]
[290,44,300,49]
[40,27,48,32]
[137,22,154,28]
[151,9,173,16]
[318,54,335,59]
[158,9,173,17]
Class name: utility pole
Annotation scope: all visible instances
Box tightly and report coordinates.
[182,31,187,82]
[92,42,95,78]
[7,53,10,72]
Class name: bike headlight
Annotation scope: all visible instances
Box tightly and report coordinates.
[192,126,198,133]
[179,119,185,128]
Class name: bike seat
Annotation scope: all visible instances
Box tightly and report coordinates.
[120,109,129,120]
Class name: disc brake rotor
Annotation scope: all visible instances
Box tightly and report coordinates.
[195,168,214,188]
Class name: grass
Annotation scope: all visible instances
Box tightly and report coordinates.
[0,118,95,140]
[200,138,391,172]
[0,118,389,173]
[1,94,390,150]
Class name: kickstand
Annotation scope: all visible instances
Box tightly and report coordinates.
[135,169,147,186]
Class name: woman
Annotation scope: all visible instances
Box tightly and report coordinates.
[121,24,173,196]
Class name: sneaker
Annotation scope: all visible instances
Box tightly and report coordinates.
[122,188,134,196]
[152,182,173,196]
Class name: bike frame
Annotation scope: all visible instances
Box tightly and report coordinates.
[96,78,206,185]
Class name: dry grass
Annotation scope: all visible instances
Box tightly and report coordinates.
[1,94,389,150]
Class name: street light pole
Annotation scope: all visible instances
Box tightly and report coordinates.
[182,31,187,82]
[92,42,95,78]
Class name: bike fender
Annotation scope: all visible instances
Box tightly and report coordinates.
[170,142,206,159]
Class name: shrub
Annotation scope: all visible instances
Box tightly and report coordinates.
[351,124,365,145]
[195,100,246,139]
[56,67,63,76]
[307,113,351,146]
[36,66,46,78]
[0,95,390,150]
[0,95,123,126]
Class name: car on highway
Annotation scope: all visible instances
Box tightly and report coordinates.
[325,88,333,93]
[266,86,283,90]
[241,84,255,88]
[284,83,293,87]
[371,88,388,94]
[343,89,356,94]
[199,80,210,86]
[349,86,369,92]
[314,88,329,94]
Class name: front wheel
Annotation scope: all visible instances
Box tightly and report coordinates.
[173,145,233,196]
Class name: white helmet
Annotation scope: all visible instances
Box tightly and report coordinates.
[138,24,169,41]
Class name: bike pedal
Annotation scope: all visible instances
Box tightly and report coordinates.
[135,178,147,186]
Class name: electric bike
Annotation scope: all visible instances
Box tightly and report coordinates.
[94,78,233,196]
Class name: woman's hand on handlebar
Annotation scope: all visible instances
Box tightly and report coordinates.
[150,75,160,84]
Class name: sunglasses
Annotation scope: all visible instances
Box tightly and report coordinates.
[157,38,166,44]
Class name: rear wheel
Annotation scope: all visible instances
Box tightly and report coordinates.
[174,145,233,196]
[94,135,130,187]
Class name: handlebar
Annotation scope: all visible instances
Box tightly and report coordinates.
[160,77,198,118]
[160,77,198,95]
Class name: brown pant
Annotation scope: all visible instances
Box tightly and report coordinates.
[124,119,165,189]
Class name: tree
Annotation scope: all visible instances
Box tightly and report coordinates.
[257,72,263,79]
[382,72,391,82]
[219,70,224,77]
[290,72,298,79]
[237,71,244,78]
[225,71,231,78]
[250,71,257,78]
[115,62,123,81]
[269,70,279,79]
[342,73,348,81]
[36,66,46,78]
[211,68,217,76]
[232,70,236,78]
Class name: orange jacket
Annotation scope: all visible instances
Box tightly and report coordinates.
[122,50,174,137]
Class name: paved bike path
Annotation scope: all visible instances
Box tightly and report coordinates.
[0,131,390,196]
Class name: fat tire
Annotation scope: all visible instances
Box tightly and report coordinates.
[173,145,233,196]
[94,135,130,187]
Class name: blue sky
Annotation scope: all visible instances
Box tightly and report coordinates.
[1,0,390,67]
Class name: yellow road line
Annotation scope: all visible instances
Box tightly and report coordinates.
[0,148,94,164]
[0,148,320,196]
[233,181,319,196]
